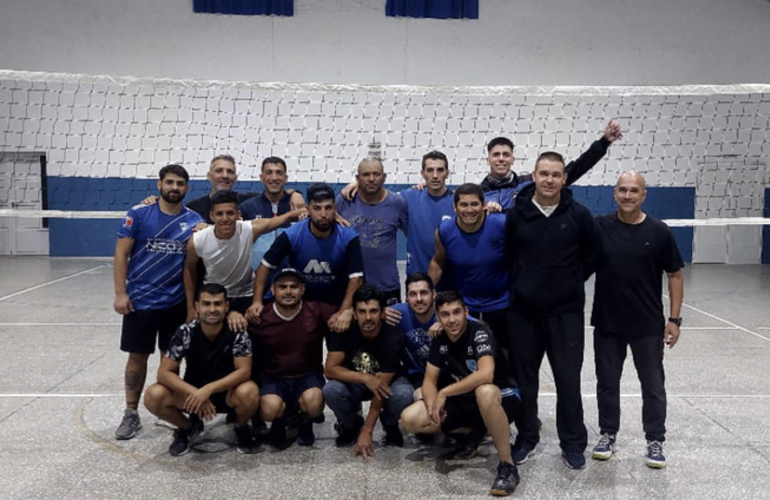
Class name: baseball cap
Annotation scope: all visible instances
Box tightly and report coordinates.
[306,183,336,203]
[272,268,304,284]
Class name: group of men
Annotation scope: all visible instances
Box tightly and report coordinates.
[112,119,684,497]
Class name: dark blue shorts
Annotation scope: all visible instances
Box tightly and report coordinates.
[259,373,325,407]
[441,386,521,433]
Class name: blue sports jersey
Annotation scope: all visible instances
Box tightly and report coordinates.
[262,219,364,304]
[392,302,435,378]
[238,191,293,225]
[438,213,509,312]
[483,181,533,211]
[400,188,455,276]
[117,203,203,310]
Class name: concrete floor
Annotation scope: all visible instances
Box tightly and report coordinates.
[1,257,769,499]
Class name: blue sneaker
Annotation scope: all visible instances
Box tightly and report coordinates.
[562,450,586,469]
[646,440,666,469]
[592,433,616,461]
[512,443,536,465]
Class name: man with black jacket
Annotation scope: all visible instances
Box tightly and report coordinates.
[504,152,598,470]
[482,121,622,210]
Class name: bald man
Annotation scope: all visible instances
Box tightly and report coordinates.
[336,158,408,304]
[590,171,684,469]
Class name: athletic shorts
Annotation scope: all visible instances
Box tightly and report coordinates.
[120,301,187,354]
[408,373,425,390]
[259,373,325,408]
[440,386,521,434]
[210,392,231,415]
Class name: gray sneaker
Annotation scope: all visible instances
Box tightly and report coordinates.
[115,409,142,440]
[592,433,616,461]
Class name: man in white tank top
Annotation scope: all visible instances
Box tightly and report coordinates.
[184,190,305,332]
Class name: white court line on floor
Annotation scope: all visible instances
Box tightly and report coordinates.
[0,393,122,398]
[0,265,108,303]
[665,295,770,343]
[0,323,121,326]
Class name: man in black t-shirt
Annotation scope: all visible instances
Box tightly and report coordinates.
[590,171,684,469]
[143,283,260,456]
[323,284,414,459]
[400,291,521,497]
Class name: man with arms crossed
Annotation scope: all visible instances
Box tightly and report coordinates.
[114,164,204,440]
[183,190,304,330]
[590,171,683,468]
[324,284,414,457]
[504,152,598,469]
[247,183,364,333]
[250,268,336,449]
[400,291,521,497]
[144,283,259,455]
[337,157,408,304]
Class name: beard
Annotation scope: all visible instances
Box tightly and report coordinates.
[160,189,184,204]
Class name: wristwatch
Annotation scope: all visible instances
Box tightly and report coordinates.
[668,317,682,327]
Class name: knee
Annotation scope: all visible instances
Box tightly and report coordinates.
[232,381,260,407]
[322,380,347,402]
[260,395,285,421]
[399,401,427,433]
[299,389,324,415]
[475,384,501,408]
[143,383,169,413]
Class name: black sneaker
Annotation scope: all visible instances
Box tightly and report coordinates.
[646,440,666,469]
[490,461,520,496]
[251,415,269,439]
[169,427,191,457]
[334,417,363,448]
[512,443,536,465]
[235,424,258,454]
[562,450,586,469]
[297,421,315,447]
[383,425,404,447]
[451,427,486,460]
[268,418,290,450]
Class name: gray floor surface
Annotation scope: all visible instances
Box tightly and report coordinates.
[1,257,769,499]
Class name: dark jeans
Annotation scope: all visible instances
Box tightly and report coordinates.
[509,310,587,454]
[594,328,666,442]
[323,376,414,430]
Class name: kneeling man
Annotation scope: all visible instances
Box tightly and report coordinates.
[400,291,521,497]
[144,283,259,456]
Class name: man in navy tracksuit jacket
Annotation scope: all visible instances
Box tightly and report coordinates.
[504,152,598,470]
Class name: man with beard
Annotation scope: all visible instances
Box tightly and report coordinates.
[250,268,337,448]
[336,157,408,304]
[113,164,204,440]
[399,291,521,497]
[482,121,622,210]
[246,183,364,333]
[183,190,305,331]
[324,284,413,457]
[144,283,259,456]
[504,152,598,469]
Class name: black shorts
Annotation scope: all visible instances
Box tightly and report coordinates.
[259,373,325,408]
[228,296,253,315]
[441,387,521,433]
[408,373,425,390]
[210,392,231,414]
[120,301,187,354]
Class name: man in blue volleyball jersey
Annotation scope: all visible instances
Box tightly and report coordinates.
[113,164,204,440]
[428,183,510,353]
[482,121,622,210]
[246,183,364,333]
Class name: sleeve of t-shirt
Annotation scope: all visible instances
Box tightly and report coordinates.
[661,224,685,273]
[325,330,348,353]
[116,207,140,239]
[395,193,409,234]
[471,324,496,361]
[232,331,253,358]
[344,236,365,278]
[377,327,404,373]
[165,325,192,362]
[238,199,256,221]
[336,194,350,217]
[261,232,292,269]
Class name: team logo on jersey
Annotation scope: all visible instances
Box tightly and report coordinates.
[442,215,452,222]
[179,222,189,232]
[466,360,477,372]
[467,346,474,356]
[303,260,333,274]
[123,216,133,228]
[439,345,448,354]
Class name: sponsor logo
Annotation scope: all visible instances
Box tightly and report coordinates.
[466,360,477,372]
[441,215,452,222]
[467,346,474,356]
[303,259,333,274]
[439,345,448,354]
[123,216,133,228]
[474,332,489,343]
[145,238,186,254]
[476,344,492,354]
[179,222,189,232]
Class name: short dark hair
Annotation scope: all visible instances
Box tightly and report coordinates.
[196,282,228,301]
[535,151,566,171]
[261,156,287,172]
[352,283,385,310]
[211,155,236,168]
[210,190,239,209]
[435,290,465,311]
[453,183,484,204]
[405,272,434,292]
[421,150,448,171]
[306,183,337,203]
[487,137,514,153]
[159,164,189,183]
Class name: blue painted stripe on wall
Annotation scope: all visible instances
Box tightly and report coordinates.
[46,177,695,261]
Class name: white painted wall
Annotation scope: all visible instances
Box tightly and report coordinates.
[1,0,769,86]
